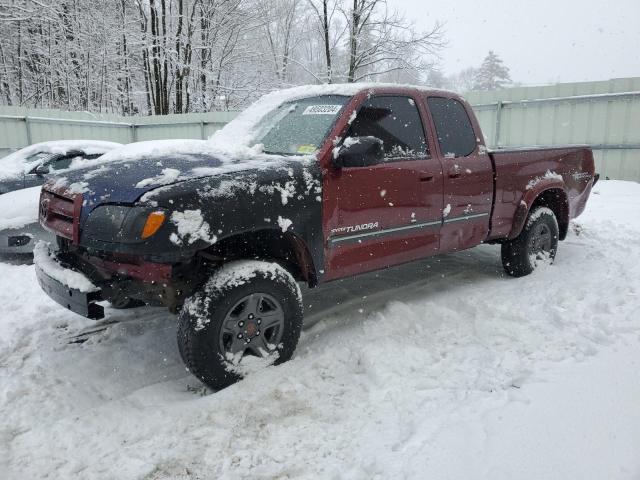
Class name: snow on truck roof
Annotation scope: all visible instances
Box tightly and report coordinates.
[99,83,455,165]
[53,83,458,193]
[0,140,122,181]
[212,82,455,149]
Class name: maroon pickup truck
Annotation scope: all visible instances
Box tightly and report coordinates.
[35,84,596,389]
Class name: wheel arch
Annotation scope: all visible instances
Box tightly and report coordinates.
[202,228,318,287]
[510,186,569,241]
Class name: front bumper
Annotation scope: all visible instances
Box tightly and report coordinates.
[34,243,105,320]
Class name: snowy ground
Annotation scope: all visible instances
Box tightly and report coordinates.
[1,180,639,479]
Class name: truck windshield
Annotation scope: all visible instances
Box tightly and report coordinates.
[255,95,350,155]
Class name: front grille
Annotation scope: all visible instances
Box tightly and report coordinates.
[40,188,81,243]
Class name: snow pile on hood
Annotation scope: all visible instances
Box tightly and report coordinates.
[135,168,181,188]
[97,139,211,164]
[0,186,41,230]
[0,140,122,181]
[86,139,292,194]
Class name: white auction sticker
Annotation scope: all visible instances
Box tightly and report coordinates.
[302,105,342,115]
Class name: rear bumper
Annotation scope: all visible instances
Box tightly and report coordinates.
[34,243,105,320]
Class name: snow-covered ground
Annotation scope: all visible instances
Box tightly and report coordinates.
[1,180,639,479]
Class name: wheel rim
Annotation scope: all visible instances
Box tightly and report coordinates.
[530,223,553,256]
[219,293,285,359]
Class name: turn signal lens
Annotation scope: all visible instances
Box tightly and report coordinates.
[141,211,166,239]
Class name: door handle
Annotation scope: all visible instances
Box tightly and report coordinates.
[449,172,462,179]
[419,175,434,182]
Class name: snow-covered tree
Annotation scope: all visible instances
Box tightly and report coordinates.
[0,0,445,113]
[343,0,444,83]
[473,50,511,90]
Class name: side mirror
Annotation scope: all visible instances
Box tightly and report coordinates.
[333,136,384,169]
[34,164,50,176]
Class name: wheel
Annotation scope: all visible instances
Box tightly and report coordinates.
[501,206,559,277]
[177,260,303,390]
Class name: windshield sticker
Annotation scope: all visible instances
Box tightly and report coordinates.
[302,105,342,115]
[296,144,317,154]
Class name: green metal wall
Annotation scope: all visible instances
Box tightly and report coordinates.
[466,78,640,181]
[0,107,238,157]
[1,77,639,181]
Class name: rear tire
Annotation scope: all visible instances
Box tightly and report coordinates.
[177,260,303,390]
[502,206,559,277]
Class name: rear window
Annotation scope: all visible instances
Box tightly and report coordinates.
[427,97,477,158]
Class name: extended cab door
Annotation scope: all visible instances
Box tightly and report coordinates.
[323,94,444,280]
[425,96,494,253]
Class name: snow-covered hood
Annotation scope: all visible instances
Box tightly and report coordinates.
[49,140,311,209]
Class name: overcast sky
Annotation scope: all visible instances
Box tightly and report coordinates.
[392,0,640,84]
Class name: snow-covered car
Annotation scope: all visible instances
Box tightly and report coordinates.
[0,186,44,254]
[0,140,122,195]
[0,140,122,254]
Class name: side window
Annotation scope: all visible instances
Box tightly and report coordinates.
[26,152,56,164]
[427,97,477,158]
[49,151,85,171]
[346,96,428,160]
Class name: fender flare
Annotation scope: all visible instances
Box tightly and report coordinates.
[205,228,319,286]
[508,179,569,240]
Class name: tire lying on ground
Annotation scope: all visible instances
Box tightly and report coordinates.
[177,260,303,390]
[501,206,559,278]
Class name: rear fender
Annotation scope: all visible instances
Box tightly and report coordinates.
[509,180,569,240]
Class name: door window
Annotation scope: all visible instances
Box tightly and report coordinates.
[427,97,477,158]
[49,151,96,172]
[346,96,428,161]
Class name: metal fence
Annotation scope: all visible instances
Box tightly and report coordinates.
[0,107,238,158]
[1,77,639,181]
[465,77,640,181]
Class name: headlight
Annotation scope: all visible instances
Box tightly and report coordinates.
[83,205,167,243]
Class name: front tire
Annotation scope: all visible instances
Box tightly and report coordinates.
[177,260,303,390]
[502,206,559,277]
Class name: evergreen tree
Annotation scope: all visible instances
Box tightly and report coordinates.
[473,50,511,90]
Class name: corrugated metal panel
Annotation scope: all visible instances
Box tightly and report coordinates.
[0,108,239,157]
[466,78,640,181]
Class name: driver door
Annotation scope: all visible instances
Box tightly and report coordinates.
[323,95,444,280]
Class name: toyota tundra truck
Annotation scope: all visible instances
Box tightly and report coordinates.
[35,84,597,390]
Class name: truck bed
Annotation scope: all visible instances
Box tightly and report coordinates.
[487,145,596,241]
